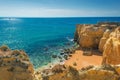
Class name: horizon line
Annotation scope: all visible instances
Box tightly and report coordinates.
[0,16,120,18]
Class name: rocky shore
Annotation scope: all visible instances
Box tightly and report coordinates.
[35,22,120,80]
[0,22,120,80]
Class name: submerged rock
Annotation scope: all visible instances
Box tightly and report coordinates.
[51,55,57,58]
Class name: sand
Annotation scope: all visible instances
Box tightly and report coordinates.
[65,50,102,70]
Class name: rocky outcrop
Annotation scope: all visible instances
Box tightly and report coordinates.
[35,65,80,80]
[99,29,111,52]
[74,22,119,49]
[102,27,120,65]
[79,64,120,80]
[74,24,106,49]
[0,45,34,80]
[35,64,120,80]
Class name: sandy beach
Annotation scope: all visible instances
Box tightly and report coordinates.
[65,50,102,70]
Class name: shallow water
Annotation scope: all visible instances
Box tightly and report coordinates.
[0,17,120,68]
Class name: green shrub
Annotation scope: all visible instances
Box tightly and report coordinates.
[12,50,21,56]
[0,45,9,51]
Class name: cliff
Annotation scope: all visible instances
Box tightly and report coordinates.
[74,22,120,64]
[74,24,106,49]
[102,27,120,65]
[0,45,34,80]
[74,22,119,50]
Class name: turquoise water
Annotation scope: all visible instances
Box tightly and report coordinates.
[0,17,120,68]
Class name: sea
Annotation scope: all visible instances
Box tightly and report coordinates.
[0,17,120,68]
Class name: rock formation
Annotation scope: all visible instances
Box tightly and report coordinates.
[35,64,120,80]
[0,45,34,80]
[74,24,106,49]
[99,29,111,52]
[102,27,120,65]
[79,64,120,80]
[74,22,119,49]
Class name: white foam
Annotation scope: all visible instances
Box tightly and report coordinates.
[0,18,20,21]
[66,37,74,42]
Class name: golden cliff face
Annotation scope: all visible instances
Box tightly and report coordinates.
[74,24,106,49]
[99,29,111,52]
[0,45,34,80]
[75,22,120,65]
[102,27,120,65]
[74,22,119,49]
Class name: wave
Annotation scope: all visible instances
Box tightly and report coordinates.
[0,18,20,21]
[5,27,17,31]
[66,37,74,42]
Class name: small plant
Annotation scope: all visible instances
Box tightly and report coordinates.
[68,66,80,80]
[0,45,10,51]
[12,50,21,56]
[73,62,77,66]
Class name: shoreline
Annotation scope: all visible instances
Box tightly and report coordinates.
[35,48,102,71]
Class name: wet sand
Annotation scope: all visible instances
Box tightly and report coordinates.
[65,50,102,70]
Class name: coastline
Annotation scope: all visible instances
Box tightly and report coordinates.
[34,22,120,80]
[0,21,120,80]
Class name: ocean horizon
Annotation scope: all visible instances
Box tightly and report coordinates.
[0,17,120,68]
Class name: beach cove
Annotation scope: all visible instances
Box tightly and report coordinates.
[0,18,120,80]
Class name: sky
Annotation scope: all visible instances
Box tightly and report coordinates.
[0,0,120,17]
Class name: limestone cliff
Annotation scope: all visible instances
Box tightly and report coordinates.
[74,22,119,49]
[0,45,34,80]
[74,24,106,49]
[99,29,111,52]
[102,27,120,65]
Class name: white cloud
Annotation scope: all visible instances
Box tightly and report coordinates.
[0,7,119,17]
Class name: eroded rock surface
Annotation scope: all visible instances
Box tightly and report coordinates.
[102,27,120,65]
[0,45,34,80]
[74,22,119,49]
[35,64,120,80]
